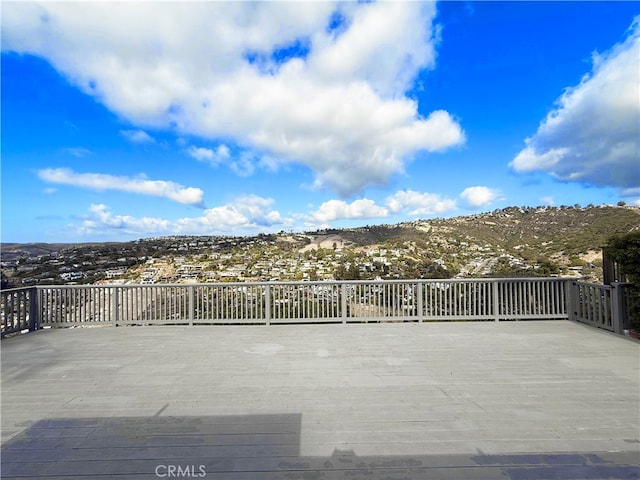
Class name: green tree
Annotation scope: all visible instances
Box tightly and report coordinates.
[346,263,361,280]
[335,262,361,280]
[415,260,451,279]
[605,232,640,279]
[536,259,560,276]
[604,232,640,326]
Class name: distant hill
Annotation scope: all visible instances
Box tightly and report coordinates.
[2,205,639,284]
[313,205,638,249]
[1,241,129,261]
[1,243,79,262]
[304,205,640,278]
[411,205,640,258]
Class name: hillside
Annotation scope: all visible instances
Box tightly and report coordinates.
[411,204,640,262]
[2,204,639,286]
[303,205,639,280]
[1,243,78,261]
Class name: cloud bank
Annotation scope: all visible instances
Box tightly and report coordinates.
[80,196,286,237]
[73,183,500,238]
[3,1,464,197]
[310,199,389,223]
[387,190,457,216]
[510,17,640,193]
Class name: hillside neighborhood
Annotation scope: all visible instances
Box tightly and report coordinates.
[2,204,639,288]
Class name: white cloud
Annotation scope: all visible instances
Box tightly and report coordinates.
[80,204,171,236]
[37,168,204,206]
[120,129,155,144]
[3,1,464,196]
[188,145,257,176]
[78,195,287,237]
[308,1,438,97]
[386,190,457,216]
[229,194,284,227]
[187,145,230,165]
[510,147,567,172]
[510,17,640,191]
[310,198,389,223]
[230,151,257,177]
[459,186,501,208]
[304,187,495,224]
[307,189,458,225]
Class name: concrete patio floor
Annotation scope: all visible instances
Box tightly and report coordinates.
[1,320,639,479]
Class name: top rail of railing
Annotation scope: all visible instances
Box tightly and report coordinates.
[7,277,572,289]
[0,286,39,294]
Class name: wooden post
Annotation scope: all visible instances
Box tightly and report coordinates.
[417,282,424,323]
[188,285,194,326]
[492,280,500,322]
[265,284,271,326]
[567,281,578,322]
[341,283,348,324]
[29,287,39,332]
[611,283,630,334]
[112,286,119,327]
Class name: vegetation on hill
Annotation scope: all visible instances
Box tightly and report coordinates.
[419,205,639,256]
[2,204,639,287]
[604,232,640,326]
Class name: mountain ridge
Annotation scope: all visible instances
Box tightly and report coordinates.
[2,204,639,285]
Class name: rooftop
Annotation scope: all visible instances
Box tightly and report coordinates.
[2,320,639,479]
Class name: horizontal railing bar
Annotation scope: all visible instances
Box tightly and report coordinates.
[0,286,37,294]
[29,277,571,289]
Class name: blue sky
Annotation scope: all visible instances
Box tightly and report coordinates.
[2,1,639,243]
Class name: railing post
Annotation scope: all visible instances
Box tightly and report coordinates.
[611,283,630,334]
[417,282,424,323]
[28,287,39,332]
[188,285,194,326]
[111,286,119,327]
[265,284,271,326]
[341,283,348,324]
[36,286,42,330]
[567,281,578,322]
[492,280,500,322]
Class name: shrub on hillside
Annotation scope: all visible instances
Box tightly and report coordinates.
[604,232,640,326]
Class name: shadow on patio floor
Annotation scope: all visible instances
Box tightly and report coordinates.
[2,413,638,480]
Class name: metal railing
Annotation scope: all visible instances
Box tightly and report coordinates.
[2,278,576,336]
[1,287,38,337]
[570,281,633,332]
